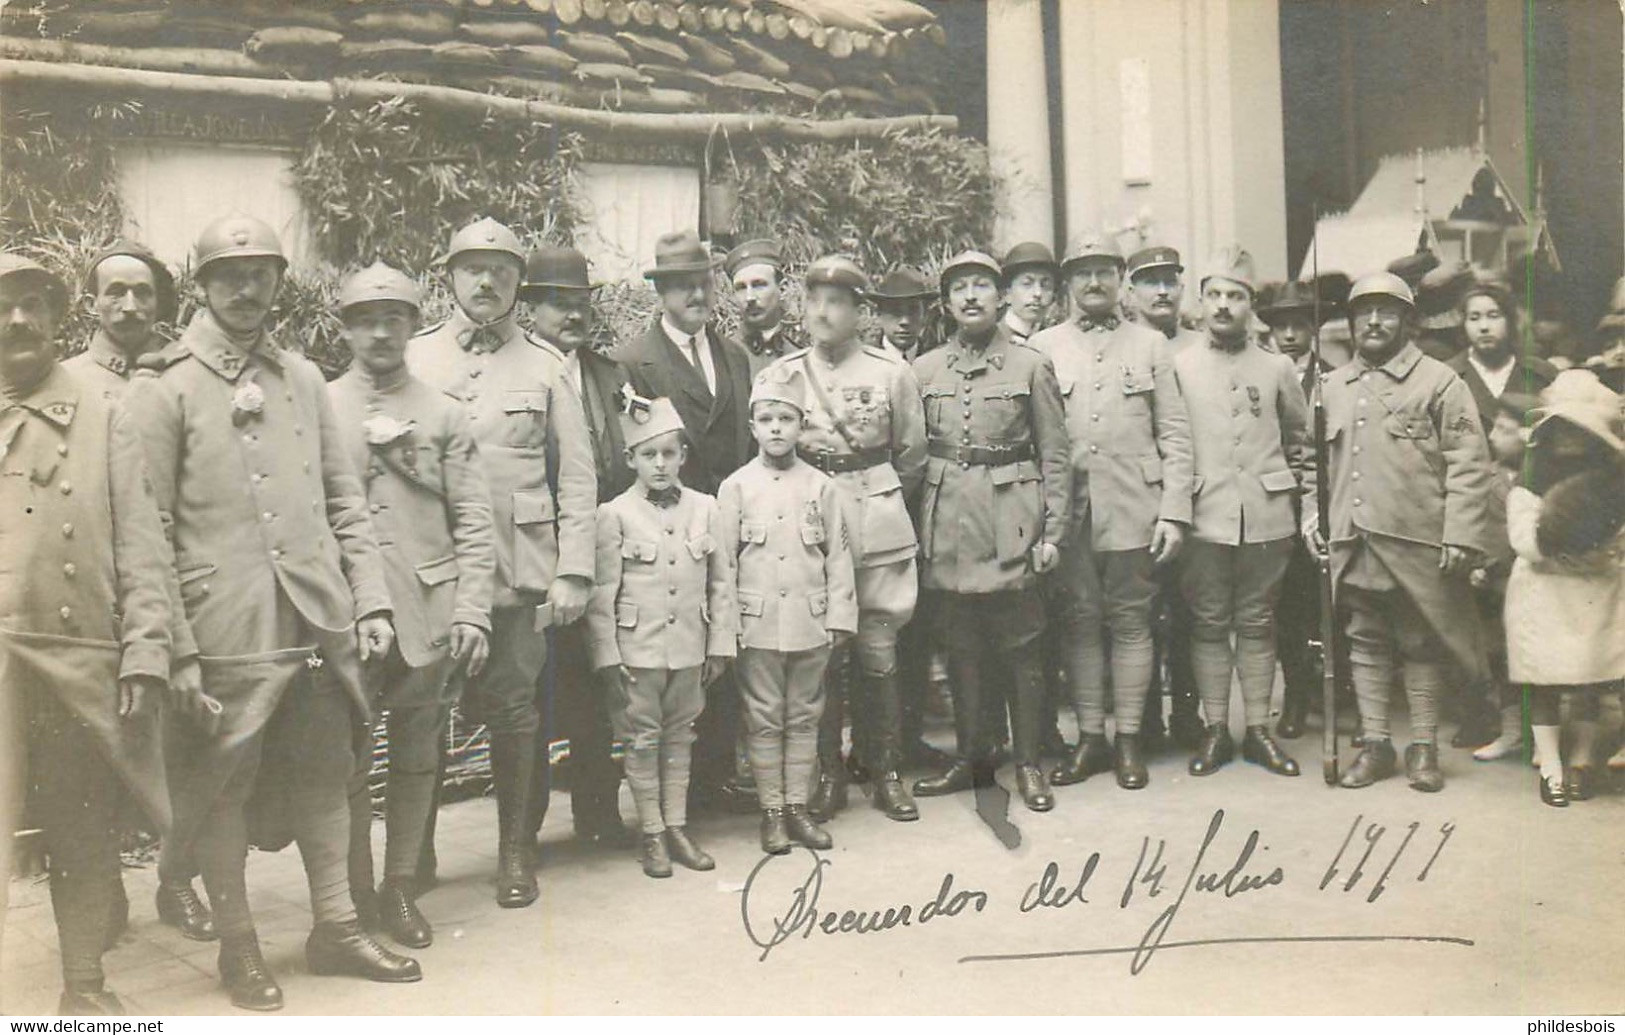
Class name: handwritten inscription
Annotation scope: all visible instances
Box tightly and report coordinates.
[739,808,1467,974]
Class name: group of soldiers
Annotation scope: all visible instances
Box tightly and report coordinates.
[0,207,1587,1016]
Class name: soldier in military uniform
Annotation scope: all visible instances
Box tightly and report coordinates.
[126,217,418,1011]
[517,244,636,850]
[1174,248,1311,779]
[64,240,175,400]
[1307,272,1495,793]
[1123,244,1205,751]
[1000,243,1059,347]
[407,218,597,908]
[0,254,172,1015]
[911,251,1070,813]
[1032,241,1193,792]
[728,238,807,377]
[61,240,215,947]
[328,263,495,950]
[762,255,927,822]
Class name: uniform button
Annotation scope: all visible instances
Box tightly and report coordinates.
[665,527,674,535]
[1352,471,1361,481]
[1095,352,1104,361]
[1089,445,1099,453]
[667,615,676,624]
[252,474,265,484]
[1357,398,1367,407]
[62,563,76,578]
[272,548,285,559]
[1353,498,1363,506]
[669,558,676,565]
[1094,383,1103,391]
[777,554,786,560]
[778,589,787,597]
[1352,445,1362,455]
[56,443,68,456]
[294,426,304,436]
[960,461,969,469]
[1356,418,1366,427]
[1091,414,1100,422]
[669,586,677,595]
[61,523,73,538]
[59,606,71,621]
[263,511,275,522]
[370,503,383,513]
[59,481,71,495]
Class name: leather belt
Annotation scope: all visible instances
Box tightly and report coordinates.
[927,440,1034,466]
[798,446,890,474]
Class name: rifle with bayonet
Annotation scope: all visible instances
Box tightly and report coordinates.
[1308,220,1340,786]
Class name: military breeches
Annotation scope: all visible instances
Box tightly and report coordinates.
[936,589,1047,767]
[1180,539,1293,727]
[611,666,704,835]
[533,619,622,836]
[1055,517,1158,736]
[738,647,831,809]
[462,605,548,736]
[9,681,122,987]
[1342,584,1448,743]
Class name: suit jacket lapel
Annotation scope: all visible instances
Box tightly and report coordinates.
[650,321,713,413]
[703,328,732,431]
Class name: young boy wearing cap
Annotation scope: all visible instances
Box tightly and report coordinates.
[762,254,928,824]
[718,366,856,854]
[1306,271,1494,792]
[912,251,1070,813]
[587,393,737,878]
[1031,238,1193,791]
[328,262,494,949]
[1172,248,1311,780]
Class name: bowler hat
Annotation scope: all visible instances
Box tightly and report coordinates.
[1257,280,1327,326]
[869,267,933,301]
[520,244,597,296]
[1001,242,1058,285]
[644,229,718,279]
[1127,245,1183,280]
[723,238,783,280]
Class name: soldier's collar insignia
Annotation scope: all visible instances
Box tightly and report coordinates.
[35,400,77,428]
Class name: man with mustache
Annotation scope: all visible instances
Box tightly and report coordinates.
[1172,247,1311,780]
[620,229,753,812]
[1124,245,1205,753]
[1032,237,1193,792]
[127,216,417,1010]
[760,255,927,823]
[65,241,175,399]
[63,241,215,947]
[728,238,807,378]
[1307,272,1495,792]
[515,244,636,851]
[409,218,597,908]
[911,251,1070,813]
[0,254,172,1015]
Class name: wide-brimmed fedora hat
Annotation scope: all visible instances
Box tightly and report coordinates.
[869,267,934,301]
[520,244,597,297]
[1257,280,1334,325]
[643,229,719,280]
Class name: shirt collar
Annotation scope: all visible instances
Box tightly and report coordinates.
[181,309,278,383]
[946,329,1008,373]
[1003,311,1034,339]
[661,314,703,350]
[1346,340,1423,383]
[449,308,519,354]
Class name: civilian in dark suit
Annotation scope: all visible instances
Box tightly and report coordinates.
[615,229,754,808]
[519,246,638,851]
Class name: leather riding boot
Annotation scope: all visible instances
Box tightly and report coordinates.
[807,767,848,821]
[156,881,217,942]
[759,809,791,855]
[785,805,833,849]
[1340,738,1398,788]
[1014,764,1054,812]
[1188,723,1236,776]
[489,732,539,909]
[913,759,974,797]
[414,746,447,893]
[1242,725,1301,776]
[665,826,715,871]
[1051,733,1112,786]
[305,920,422,983]
[376,877,432,949]
[59,986,124,1016]
[1276,682,1310,740]
[1404,743,1444,793]
[872,772,919,821]
[218,934,283,1012]
[640,832,672,878]
[1114,733,1149,789]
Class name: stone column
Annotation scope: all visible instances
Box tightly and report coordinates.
[986,0,1055,252]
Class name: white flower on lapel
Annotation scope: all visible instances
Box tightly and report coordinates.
[363,414,417,447]
[230,377,265,427]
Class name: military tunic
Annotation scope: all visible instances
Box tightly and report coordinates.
[408,310,596,735]
[742,322,808,379]
[62,330,153,401]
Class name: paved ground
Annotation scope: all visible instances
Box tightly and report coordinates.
[3,716,1623,1016]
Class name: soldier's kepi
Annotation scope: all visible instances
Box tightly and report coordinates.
[328,262,495,951]
[911,250,1071,816]
[760,255,925,823]
[124,215,418,1012]
[406,218,597,908]
[1,253,173,1016]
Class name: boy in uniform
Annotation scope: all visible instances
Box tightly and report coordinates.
[587,394,737,877]
[719,365,857,853]
[328,263,494,949]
